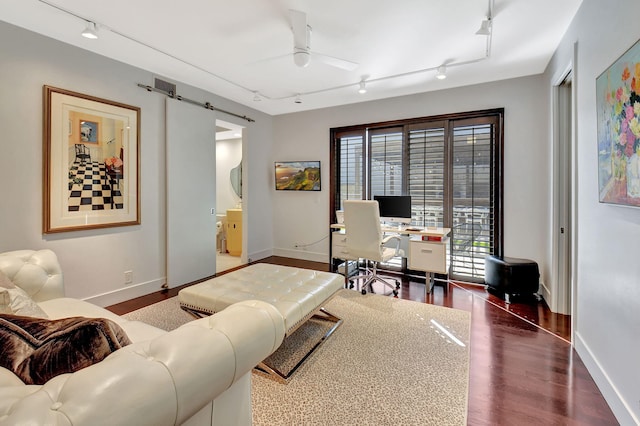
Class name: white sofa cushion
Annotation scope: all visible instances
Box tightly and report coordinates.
[0,270,48,318]
[38,297,165,342]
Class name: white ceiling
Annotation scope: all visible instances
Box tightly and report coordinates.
[2,0,582,116]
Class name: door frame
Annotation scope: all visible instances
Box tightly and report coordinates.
[550,44,578,338]
[215,119,247,267]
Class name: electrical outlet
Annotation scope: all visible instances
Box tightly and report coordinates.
[124,270,133,284]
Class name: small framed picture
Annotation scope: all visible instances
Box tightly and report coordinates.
[275,161,321,191]
[80,120,98,142]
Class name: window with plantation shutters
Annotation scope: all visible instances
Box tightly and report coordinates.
[337,134,365,207]
[330,109,503,283]
[450,121,495,279]
[408,125,446,228]
[369,129,403,197]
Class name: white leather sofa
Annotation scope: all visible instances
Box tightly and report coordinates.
[0,249,286,426]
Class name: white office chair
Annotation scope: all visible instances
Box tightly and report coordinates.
[343,200,404,296]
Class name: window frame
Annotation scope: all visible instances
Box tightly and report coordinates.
[330,109,504,283]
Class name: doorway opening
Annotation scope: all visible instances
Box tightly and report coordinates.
[553,69,574,321]
[216,119,245,273]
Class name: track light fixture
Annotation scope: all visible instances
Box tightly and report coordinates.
[81,21,98,39]
[48,0,496,104]
[476,18,492,36]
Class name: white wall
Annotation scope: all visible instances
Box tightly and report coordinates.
[0,21,274,305]
[544,0,640,423]
[272,76,551,284]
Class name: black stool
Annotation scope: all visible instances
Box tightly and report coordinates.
[484,255,539,303]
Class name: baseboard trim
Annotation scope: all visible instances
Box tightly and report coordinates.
[247,248,273,263]
[83,278,166,308]
[539,280,552,309]
[574,331,637,425]
[273,248,327,263]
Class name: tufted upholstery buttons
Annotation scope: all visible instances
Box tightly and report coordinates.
[0,249,287,426]
[0,249,64,302]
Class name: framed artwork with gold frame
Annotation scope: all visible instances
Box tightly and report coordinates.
[43,85,140,233]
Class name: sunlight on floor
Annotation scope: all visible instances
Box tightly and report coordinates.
[216,251,242,273]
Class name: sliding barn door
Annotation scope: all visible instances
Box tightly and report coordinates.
[166,99,216,288]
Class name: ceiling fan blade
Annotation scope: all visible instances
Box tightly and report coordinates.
[290,9,308,49]
[247,52,291,66]
[311,51,359,71]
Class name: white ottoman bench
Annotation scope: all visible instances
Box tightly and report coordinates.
[178,263,344,381]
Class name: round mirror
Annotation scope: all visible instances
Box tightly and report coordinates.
[230,160,242,198]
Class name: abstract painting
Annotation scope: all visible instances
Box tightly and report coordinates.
[596,38,640,207]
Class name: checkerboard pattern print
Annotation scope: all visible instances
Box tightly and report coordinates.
[68,161,123,211]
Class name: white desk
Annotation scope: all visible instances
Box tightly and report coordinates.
[329,224,451,292]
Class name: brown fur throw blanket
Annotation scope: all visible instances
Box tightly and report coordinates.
[0,314,131,385]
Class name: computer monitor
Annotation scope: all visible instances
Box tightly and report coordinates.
[373,195,412,225]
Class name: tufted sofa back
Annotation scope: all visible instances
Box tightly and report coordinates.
[0,249,64,302]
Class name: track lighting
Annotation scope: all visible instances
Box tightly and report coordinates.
[358,81,367,94]
[476,18,491,36]
[436,66,447,80]
[81,21,98,39]
[253,91,261,101]
[294,94,302,104]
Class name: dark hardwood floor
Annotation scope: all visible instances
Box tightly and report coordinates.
[107,256,618,425]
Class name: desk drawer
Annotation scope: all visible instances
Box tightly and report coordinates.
[408,240,448,274]
[331,233,350,259]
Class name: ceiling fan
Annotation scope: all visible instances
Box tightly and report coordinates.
[287,9,358,71]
